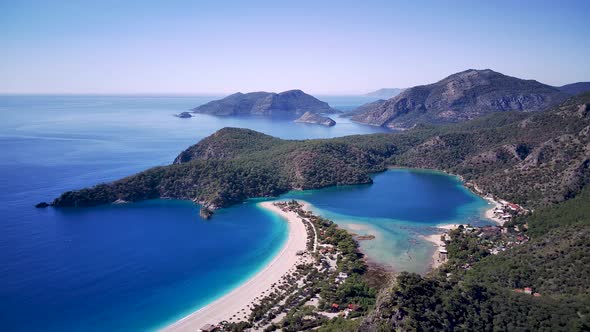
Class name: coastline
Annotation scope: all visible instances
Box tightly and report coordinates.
[482,196,504,225]
[423,195,505,271]
[422,224,458,270]
[162,201,309,332]
[297,168,507,274]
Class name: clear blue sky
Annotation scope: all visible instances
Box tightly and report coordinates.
[1,0,589,94]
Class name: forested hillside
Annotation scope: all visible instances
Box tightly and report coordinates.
[52,93,590,211]
[48,93,590,331]
[359,188,590,331]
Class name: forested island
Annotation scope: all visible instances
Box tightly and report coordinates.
[191,90,339,118]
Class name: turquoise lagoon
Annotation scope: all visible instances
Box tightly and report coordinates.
[281,169,493,274]
[0,95,490,331]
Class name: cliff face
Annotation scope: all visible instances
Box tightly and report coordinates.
[192,89,338,117]
[352,69,569,129]
[294,111,336,126]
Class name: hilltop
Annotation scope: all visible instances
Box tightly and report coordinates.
[51,92,590,211]
[559,82,590,95]
[191,89,338,118]
[351,69,569,129]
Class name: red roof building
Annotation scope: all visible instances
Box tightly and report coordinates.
[507,203,521,210]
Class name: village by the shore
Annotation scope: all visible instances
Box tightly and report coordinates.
[424,181,531,272]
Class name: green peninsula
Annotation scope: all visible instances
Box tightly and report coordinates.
[52,93,590,212]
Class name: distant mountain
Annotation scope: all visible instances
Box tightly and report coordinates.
[559,82,590,95]
[52,92,590,212]
[352,69,569,129]
[364,88,404,99]
[192,89,338,118]
[294,111,336,126]
[340,99,386,118]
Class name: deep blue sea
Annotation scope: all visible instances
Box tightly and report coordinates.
[0,95,490,331]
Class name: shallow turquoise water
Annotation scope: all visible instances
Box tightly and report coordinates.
[0,95,489,331]
[0,94,385,331]
[282,169,493,273]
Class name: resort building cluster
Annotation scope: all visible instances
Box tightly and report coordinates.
[431,194,531,271]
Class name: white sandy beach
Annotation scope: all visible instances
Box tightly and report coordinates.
[162,201,308,332]
[483,197,504,225]
[422,224,460,270]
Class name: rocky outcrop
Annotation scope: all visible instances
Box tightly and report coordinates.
[294,111,336,126]
[199,207,213,219]
[175,112,192,118]
[352,69,569,129]
[192,90,338,118]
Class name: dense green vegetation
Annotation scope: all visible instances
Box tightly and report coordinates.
[49,93,590,331]
[53,93,590,212]
[518,186,590,238]
[225,201,376,331]
[359,187,590,331]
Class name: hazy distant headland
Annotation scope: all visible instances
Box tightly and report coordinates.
[364,88,405,99]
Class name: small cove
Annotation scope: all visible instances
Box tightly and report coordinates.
[281,169,493,273]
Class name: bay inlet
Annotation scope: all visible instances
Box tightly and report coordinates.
[0,95,491,331]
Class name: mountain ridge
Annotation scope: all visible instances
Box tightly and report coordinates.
[558,81,590,95]
[50,92,590,212]
[294,111,336,126]
[352,69,569,129]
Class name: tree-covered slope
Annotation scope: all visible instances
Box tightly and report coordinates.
[359,188,590,331]
[51,93,590,211]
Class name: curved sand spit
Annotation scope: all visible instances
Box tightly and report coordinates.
[162,201,307,331]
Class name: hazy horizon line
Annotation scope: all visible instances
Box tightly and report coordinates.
[0,90,394,97]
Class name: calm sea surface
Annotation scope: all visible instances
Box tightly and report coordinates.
[0,95,489,331]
